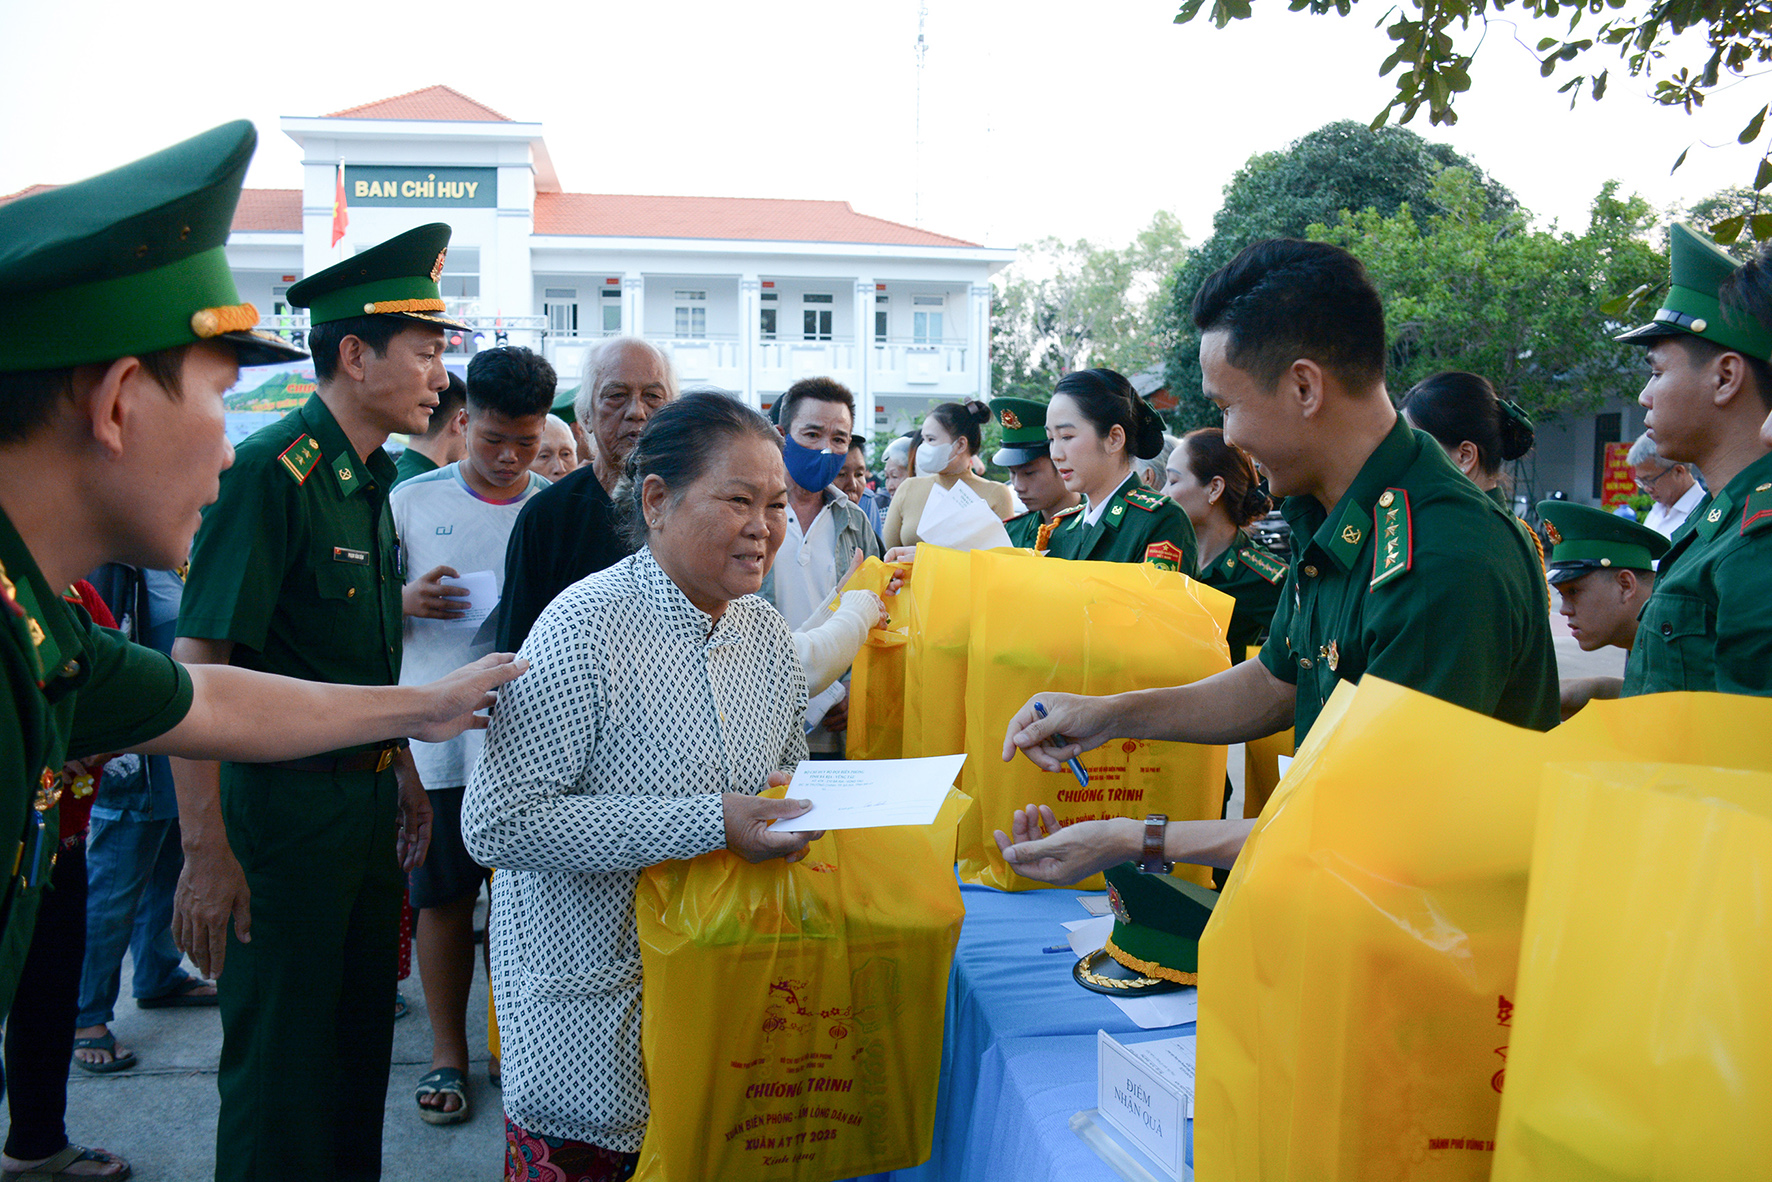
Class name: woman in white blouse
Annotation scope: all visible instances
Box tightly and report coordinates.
[464,392,821,1180]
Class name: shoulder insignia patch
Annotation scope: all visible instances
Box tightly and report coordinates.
[1237,546,1288,585]
[1370,487,1413,589]
[0,561,23,620]
[278,435,322,485]
[1144,540,1185,571]
[1124,488,1167,512]
[1741,487,1772,535]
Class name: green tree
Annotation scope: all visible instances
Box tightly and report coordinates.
[1162,121,1516,428]
[1171,0,1772,230]
[1308,170,1665,417]
[991,211,1188,397]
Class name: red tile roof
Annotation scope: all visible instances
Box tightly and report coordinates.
[533,192,979,247]
[325,85,513,123]
[232,189,301,231]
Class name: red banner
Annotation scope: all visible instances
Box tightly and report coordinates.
[1600,441,1635,510]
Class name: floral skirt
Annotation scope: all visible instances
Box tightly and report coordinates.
[505,1117,638,1182]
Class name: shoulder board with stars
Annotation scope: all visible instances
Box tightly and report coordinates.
[1124,487,1168,512]
[1370,487,1413,589]
[1236,545,1288,585]
[1741,482,1772,535]
[278,434,322,486]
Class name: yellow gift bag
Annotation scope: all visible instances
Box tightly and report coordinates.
[1491,762,1772,1182]
[897,543,976,760]
[840,557,908,762]
[1196,680,1772,1182]
[958,547,1234,891]
[632,792,969,1182]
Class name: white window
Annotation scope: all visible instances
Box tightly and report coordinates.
[600,288,622,335]
[544,287,578,337]
[803,293,833,341]
[674,289,707,339]
[914,311,942,344]
[874,294,889,343]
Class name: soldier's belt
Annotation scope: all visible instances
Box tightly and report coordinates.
[260,741,401,775]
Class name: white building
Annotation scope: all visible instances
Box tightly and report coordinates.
[223,84,1014,435]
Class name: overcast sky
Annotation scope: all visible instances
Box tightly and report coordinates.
[3,0,1764,257]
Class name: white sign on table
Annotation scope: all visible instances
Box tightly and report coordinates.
[768,754,966,832]
[1097,1030,1195,1181]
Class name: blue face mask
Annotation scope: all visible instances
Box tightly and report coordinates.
[783,435,847,492]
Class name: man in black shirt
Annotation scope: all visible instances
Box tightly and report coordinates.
[496,338,676,650]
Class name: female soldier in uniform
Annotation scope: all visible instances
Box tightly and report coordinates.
[1399,371,1544,566]
[1042,369,1197,574]
[1164,428,1286,657]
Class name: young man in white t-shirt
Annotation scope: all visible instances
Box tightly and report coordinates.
[392,346,555,1126]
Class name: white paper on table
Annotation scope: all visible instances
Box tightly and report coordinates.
[916,481,1013,551]
[1065,914,1114,956]
[1128,1034,1198,1118]
[1077,894,1113,917]
[438,569,499,630]
[769,754,966,832]
[1110,988,1199,1031]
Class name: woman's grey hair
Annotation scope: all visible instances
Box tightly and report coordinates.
[574,337,679,426]
[883,436,912,467]
[614,391,782,549]
[1134,434,1182,485]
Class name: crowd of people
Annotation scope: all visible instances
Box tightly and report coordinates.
[3,119,1772,1182]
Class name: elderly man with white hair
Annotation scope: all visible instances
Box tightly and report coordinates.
[498,337,677,649]
[1627,430,1704,538]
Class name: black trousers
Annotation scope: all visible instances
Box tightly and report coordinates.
[2,841,85,1160]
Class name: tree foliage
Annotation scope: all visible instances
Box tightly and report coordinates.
[991,211,1188,398]
[1172,0,1772,234]
[1162,121,1516,428]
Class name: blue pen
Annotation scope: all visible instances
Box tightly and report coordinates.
[1033,702,1089,788]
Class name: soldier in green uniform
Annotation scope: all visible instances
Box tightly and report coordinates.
[1569,224,1772,704]
[1537,501,1667,692]
[0,124,523,1163]
[1041,369,1197,574]
[1164,427,1286,657]
[172,223,476,1182]
[994,239,1557,884]
[990,396,1079,550]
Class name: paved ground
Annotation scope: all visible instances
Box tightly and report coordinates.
[4,619,1621,1181]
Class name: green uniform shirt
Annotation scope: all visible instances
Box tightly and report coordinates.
[0,508,192,1014]
[392,446,438,488]
[1197,529,1287,660]
[179,395,403,754]
[1004,509,1043,549]
[1621,449,1772,697]
[1259,417,1559,744]
[1044,473,1199,575]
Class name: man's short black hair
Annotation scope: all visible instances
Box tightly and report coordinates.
[0,346,192,444]
[1191,238,1387,390]
[466,346,556,420]
[1667,333,1772,412]
[776,377,856,436]
[308,315,408,384]
[847,436,868,457]
[418,372,467,439]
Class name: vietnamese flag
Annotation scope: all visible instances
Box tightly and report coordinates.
[331,162,348,247]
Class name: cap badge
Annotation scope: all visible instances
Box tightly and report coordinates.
[1106,882,1133,925]
[430,250,447,283]
[1544,521,1563,545]
[1000,409,1022,430]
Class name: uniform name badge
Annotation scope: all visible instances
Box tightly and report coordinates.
[332,546,370,565]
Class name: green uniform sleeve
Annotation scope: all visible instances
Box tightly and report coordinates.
[67,626,194,758]
[1258,572,1300,686]
[1710,541,1772,696]
[177,448,291,650]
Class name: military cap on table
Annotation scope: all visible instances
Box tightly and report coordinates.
[1537,500,1671,584]
[286,222,469,331]
[990,396,1052,467]
[0,120,307,372]
[1615,223,1772,362]
[1073,862,1219,997]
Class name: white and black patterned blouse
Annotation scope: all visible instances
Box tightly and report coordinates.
[463,547,809,1149]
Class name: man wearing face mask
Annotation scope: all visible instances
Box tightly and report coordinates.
[764,379,881,758]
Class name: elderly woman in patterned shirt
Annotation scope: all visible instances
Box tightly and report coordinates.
[464,392,820,1182]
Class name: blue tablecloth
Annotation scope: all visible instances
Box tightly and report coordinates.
[850,882,1195,1181]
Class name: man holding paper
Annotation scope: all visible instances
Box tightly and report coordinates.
[392,345,555,1125]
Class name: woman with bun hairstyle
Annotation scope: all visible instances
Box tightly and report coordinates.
[882,400,1016,549]
[1042,368,1197,573]
[1399,371,1546,568]
[1165,428,1287,657]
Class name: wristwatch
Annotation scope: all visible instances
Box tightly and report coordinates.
[1139,813,1173,874]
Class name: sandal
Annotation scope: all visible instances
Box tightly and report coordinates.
[134,978,217,1009]
[414,1067,470,1126]
[1,1143,131,1180]
[70,1033,136,1075]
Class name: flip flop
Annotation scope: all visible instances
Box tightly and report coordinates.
[71,1033,136,1075]
[1,1143,131,1181]
[415,1067,470,1126]
[135,979,218,1009]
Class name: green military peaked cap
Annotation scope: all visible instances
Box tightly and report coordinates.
[1537,499,1670,585]
[0,120,307,372]
[552,385,579,423]
[1073,862,1218,997]
[1616,223,1772,363]
[990,396,1051,467]
[288,223,469,331]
